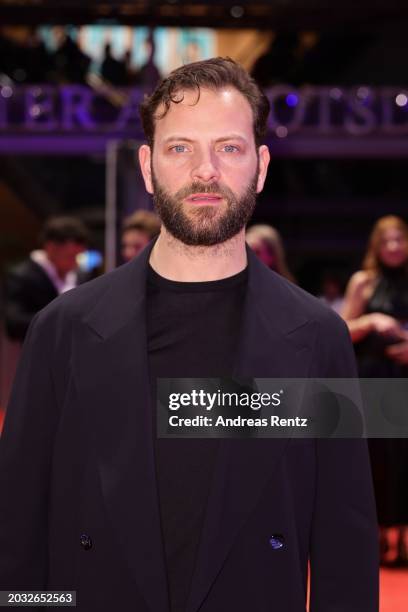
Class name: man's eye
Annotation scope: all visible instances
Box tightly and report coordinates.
[171,145,188,153]
[222,144,239,153]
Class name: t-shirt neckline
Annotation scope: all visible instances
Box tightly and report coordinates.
[147,262,248,293]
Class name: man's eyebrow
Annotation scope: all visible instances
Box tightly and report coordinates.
[214,135,248,143]
[163,136,195,144]
[162,135,248,144]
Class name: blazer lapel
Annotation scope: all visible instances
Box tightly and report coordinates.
[186,246,317,612]
[73,240,169,612]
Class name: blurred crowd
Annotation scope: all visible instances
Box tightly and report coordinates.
[0,27,161,89]
[2,26,408,93]
[2,212,408,354]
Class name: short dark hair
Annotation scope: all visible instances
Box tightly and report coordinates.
[122,210,161,239]
[139,57,270,148]
[40,216,89,246]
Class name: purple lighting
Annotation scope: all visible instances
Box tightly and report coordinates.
[357,86,370,100]
[0,86,13,99]
[395,93,408,107]
[330,88,343,101]
[275,125,288,138]
[286,93,299,107]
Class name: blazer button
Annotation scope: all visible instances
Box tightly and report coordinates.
[269,534,284,550]
[80,534,92,550]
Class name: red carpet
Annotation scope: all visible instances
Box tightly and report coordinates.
[306,568,407,610]
[380,568,408,611]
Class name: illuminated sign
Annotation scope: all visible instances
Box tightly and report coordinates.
[267,85,408,137]
[0,85,144,132]
[1,84,408,136]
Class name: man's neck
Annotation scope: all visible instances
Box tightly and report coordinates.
[148,228,247,282]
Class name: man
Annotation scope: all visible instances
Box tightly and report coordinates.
[3,216,89,341]
[0,58,378,611]
[121,209,161,262]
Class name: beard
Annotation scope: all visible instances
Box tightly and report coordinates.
[151,165,259,247]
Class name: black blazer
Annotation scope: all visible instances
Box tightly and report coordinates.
[3,259,59,341]
[3,259,90,342]
[0,239,379,611]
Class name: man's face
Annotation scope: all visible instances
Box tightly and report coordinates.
[121,228,150,262]
[139,87,270,246]
[45,240,85,276]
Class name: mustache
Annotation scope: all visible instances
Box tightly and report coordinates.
[174,181,236,201]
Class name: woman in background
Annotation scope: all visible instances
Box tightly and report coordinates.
[246,224,295,282]
[342,215,408,566]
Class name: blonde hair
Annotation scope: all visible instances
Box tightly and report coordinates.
[362,215,408,273]
[123,210,161,239]
[246,224,295,282]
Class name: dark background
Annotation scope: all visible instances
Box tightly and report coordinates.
[1,0,408,293]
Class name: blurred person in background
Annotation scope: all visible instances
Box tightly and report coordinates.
[318,271,345,314]
[251,33,300,88]
[245,223,295,282]
[121,209,161,262]
[52,27,90,84]
[4,216,89,342]
[342,214,408,566]
[135,31,161,92]
[0,27,54,83]
[100,42,129,87]
[124,50,139,85]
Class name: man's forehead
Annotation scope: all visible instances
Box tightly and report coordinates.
[153,86,254,136]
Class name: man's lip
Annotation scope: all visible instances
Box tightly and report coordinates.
[186,193,223,201]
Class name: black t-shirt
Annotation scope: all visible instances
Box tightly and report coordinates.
[146,262,248,612]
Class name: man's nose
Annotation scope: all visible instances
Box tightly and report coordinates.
[191,151,220,183]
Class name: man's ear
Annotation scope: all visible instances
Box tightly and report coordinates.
[138,144,153,194]
[256,144,270,194]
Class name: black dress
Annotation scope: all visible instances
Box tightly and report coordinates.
[355,264,408,525]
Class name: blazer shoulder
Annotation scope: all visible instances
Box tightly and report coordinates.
[6,258,46,282]
[262,268,348,334]
[266,275,356,376]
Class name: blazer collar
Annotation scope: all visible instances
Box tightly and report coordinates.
[81,242,152,341]
[83,236,310,344]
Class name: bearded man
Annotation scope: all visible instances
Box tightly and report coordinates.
[0,58,378,612]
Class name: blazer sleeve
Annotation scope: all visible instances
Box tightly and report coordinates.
[309,311,379,611]
[0,309,60,589]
